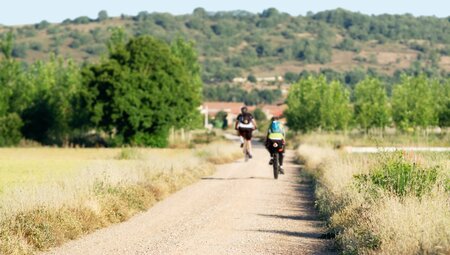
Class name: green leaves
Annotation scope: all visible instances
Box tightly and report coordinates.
[286,75,351,132]
[354,77,390,132]
[287,74,449,133]
[392,75,438,130]
[83,36,203,146]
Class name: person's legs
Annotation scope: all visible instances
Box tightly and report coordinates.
[265,139,273,164]
[247,138,253,158]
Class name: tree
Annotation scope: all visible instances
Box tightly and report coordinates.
[432,78,450,127]
[21,57,83,145]
[354,77,390,133]
[253,108,267,121]
[170,38,203,129]
[285,76,323,132]
[319,80,352,131]
[98,10,109,22]
[0,32,14,59]
[247,74,257,83]
[82,35,202,147]
[284,72,298,83]
[0,113,23,146]
[392,75,437,130]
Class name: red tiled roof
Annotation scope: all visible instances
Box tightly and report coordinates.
[203,102,255,115]
[202,102,287,117]
[261,104,287,117]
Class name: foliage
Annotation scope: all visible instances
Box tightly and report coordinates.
[355,152,440,197]
[204,84,282,105]
[286,75,351,132]
[286,73,448,132]
[247,73,256,83]
[2,9,450,83]
[21,58,83,145]
[392,75,438,130]
[354,77,390,131]
[97,10,109,22]
[319,80,352,131]
[82,35,202,147]
[297,144,450,255]
[253,108,267,121]
[0,113,23,146]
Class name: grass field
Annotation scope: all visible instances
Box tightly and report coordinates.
[0,142,242,254]
[297,144,450,254]
[289,131,450,149]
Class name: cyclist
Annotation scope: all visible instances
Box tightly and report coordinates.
[265,116,286,173]
[235,106,257,158]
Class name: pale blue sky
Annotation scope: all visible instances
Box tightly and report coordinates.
[1,0,448,26]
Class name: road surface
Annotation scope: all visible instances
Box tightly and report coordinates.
[44,145,335,255]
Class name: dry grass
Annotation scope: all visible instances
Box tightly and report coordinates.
[297,144,450,254]
[292,131,450,148]
[0,142,241,254]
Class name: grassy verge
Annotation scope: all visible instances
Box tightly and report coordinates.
[290,131,450,148]
[296,144,450,254]
[0,142,241,254]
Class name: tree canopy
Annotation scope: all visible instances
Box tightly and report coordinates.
[82,35,202,146]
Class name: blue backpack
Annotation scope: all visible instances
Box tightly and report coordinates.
[270,121,282,133]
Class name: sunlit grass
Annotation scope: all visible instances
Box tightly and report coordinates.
[297,144,450,254]
[0,142,242,254]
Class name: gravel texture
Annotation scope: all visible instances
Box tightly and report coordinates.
[43,145,335,255]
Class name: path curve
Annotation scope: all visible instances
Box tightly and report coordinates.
[44,145,334,255]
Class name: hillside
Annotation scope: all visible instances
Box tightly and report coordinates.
[1,8,450,83]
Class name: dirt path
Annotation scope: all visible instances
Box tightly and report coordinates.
[44,145,335,255]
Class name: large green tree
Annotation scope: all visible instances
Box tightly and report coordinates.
[320,80,352,131]
[21,57,82,145]
[392,75,437,130]
[285,76,324,132]
[0,32,28,145]
[354,77,390,132]
[82,35,202,146]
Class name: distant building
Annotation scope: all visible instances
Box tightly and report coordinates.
[200,102,287,128]
[260,104,287,119]
[200,102,254,128]
[231,76,284,84]
[232,77,247,83]
[256,76,284,83]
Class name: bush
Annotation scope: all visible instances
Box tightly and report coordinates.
[35,20,50,30]
[29,41,43,51]
[0,113,23,146]
[84,45,106,56]
[355,152,440,197]
[73,16,91,24]
[115,148,143,160]
[12,43,28,58]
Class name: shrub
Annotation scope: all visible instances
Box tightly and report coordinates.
[355,152,440,197]
[73,16,91,24]
[0,113,23,146]
[115,148,143,160]
[29,41,43,51]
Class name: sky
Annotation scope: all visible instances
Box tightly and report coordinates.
[1,0,449,26]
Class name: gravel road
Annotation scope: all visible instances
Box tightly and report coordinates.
[44,145,335,255]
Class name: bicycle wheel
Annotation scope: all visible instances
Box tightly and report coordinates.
[273,153,279,179]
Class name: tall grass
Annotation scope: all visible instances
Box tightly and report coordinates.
[0,142,241,254]
[297,144,450,254]
[292,131,450,148]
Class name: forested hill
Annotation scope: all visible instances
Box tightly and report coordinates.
[1,8,450,83]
